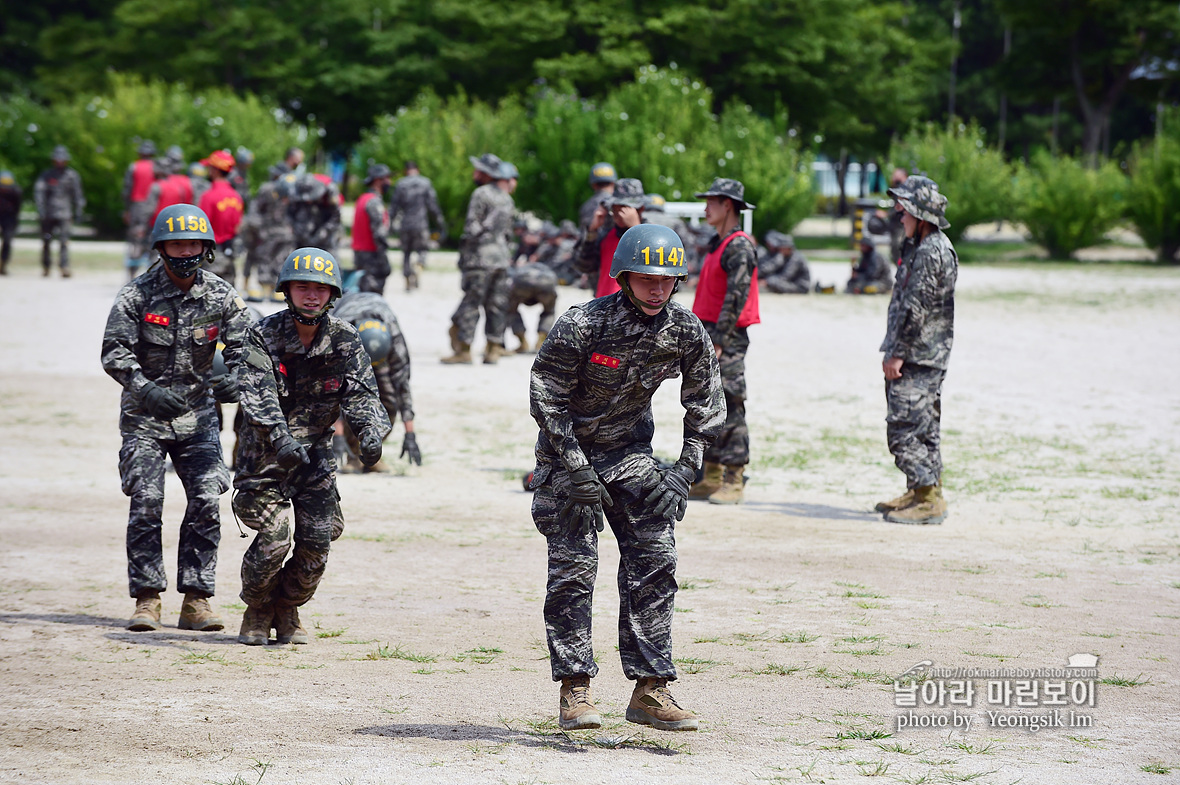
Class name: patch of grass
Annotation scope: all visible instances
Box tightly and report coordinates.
[874,741,922,755]
[939,770,998,782]
[453,646,503,665]
[1021,595,1061,608]
[1080,631,1117,639]
[963,650,1015,660]
[854,760,890,776]
[674,656,722,674]
[733,631,772,643]
[836,643,889,657]
[315,628,347,639]
[1100,673,1150,687]
[944,563,989,574]
[752,662,805,676]
[211,759,271,785]
[1141,762,1173,775]
[1066,735,1106,748]
[678,577,716,590]
[1034,570,1066,579]
[692,635,721,644]
[948,740,996,755]
[174,650,234,667]
[363,644,438,663]
[777,631,820,643]
[1100,486,1151,501]
[836,727,892,741]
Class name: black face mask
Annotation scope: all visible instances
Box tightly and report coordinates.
[160,244,211,278]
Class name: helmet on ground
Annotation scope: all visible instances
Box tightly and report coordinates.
[235,146,254,167]
[356,319,392,365]
[137,140,157,157]
[52,145,71,162]
[150,204,215,278]
[610,224,687,280]
[589,162,617,185]
[365,163,392,184]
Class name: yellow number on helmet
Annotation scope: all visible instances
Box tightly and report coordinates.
[325,261,334,276]
[313,257,325,272]
[641,246,651,265]
[199,217,208,233]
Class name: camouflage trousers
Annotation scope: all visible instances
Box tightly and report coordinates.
[400,227,430,277]
[354,250,391,295]
[0,213,15,267]
[885,363,946,488]
[118,432,230,598]
[704,335,749,466]
[233,456,344,608]
[508,286,557,336]
[452,268,510,346]
[532,465,680,682]
[40,218,71,271]
[125,203,152,265]
[763,276,808,294]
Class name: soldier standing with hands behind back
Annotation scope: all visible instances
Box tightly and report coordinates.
[388,160,447,292]
[35,145,85,278]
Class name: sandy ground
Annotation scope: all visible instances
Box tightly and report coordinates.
[1,246,1178,785]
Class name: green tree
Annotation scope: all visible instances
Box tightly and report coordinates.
[1016,152,1125,259]
[1126,114,1180,263]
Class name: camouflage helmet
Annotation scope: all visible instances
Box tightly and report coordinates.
[887,175,950,229]
[234,146,255,167]
[610,223,688,280]
[166,144,184,162]
[295,173,328,202]
[150,204,215,277]
[277,246,343,298]
[589,162,617,185]
[355,319,392,365]
[152,157,171,177]
[268,162,290,180]
[365,163,392,184]
[137,140,157,157]
[51,145,70,162]
[605,178,646,208]
[276,171,301,199]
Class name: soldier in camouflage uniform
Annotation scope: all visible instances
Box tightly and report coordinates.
[233,247,391,645]
[530,223,724,733]
[290,174,341,255]
[230,147,254,208]
[758,232,811,294]
[351,164,392,295]
[442,154,515,365]
[534,219,579,285]
[0,170,22,276]
[573,178,647,298]
[188,162,211,206]
[245,170,298,301]
[389,160,447,291]
[876,176,957,525]
[508,261,559,353]
[578,162,617,232]
[122,140,158,279]
[101,204,255,633]
[332,290,421,471]
[847,236,893,294]
[689,179,760,505]
[34,145,85,278]
[644,193,700,273]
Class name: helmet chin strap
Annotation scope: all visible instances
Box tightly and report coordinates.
[618,273,679,314]
[284,288,335,326]
[159,244,214,279]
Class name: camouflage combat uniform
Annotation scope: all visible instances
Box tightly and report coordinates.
[389,173,446,278]
[291,190,341,255]
[332,292,415,428]
[880,231,957,489]
[578,190,610,233]
[34,165,84,274]
[452,183,514,347]
[509,262,559,339]
[245,181,294,291]
[234,311,391,609]
[101,265,255,599]
[352,190,390,294]
[529,293,725,682]
[759,248,811,294]
[122,159,156,266]
[699,227,758,467]
[847,245,893,293]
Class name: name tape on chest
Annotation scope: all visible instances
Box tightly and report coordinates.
[144,313,170,326]
[590,353,621,369]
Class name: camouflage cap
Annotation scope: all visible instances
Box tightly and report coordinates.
[137,140,157,157]
[153,157,171,177]
[497,161,519,180]
[365,163,392,183]
[645,193,667,212]
[695,177,754,210]
[605,177,646,208]
[888,175,950,229]
[468,153,503,176]
[589,162,617,185]
[51,145,70,162]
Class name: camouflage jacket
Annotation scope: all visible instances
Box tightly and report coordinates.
[511,261,558,294]
[389,174,446,234]
[290,200,341,252]
[701,226,757,348]
[852,248,892,286]
[244,181,291,244]
[228,170,251,207]
[34,166,84,221]
[331,292,415,423]
[460,183,513,269]
[529,293,725,485]
[760,249,810,284]
[235,312,392,488]
[101,265,255,440]
[880,229,957,369]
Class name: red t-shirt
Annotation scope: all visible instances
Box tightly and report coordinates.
[198,180,244,243]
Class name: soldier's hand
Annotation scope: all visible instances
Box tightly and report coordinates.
[643,463,695,522]
[561,466,614,535]
[272,432,311,471]
[140,382,186,420]
[883,357,903,381]
[360,430,384,467]
[614,205,640,229]
[211,372,239,404]
[589,205,607,232]
[400,432,421,466]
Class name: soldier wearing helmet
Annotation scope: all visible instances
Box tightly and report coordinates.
[34,145,85,278]
[578,161,618,233]
[0,170,22,276]
[352,163,393,294]
[331,290,421,471]
[122,140,158,280]
[232,246,391,646]
[875,175,957,525]
[187,161,211,205]
[573,177,648,298]
[197,150,244,282]
[388,159,447,292]
[289,174,342,256]
[688,178,760,505]
[101,203,258,635]
[242,168,297,301]
[528,222,724,736]
[230,146,254,207]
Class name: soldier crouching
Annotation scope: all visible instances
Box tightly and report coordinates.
[233,248,391,645]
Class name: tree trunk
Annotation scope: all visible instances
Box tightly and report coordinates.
[835,149,849,217]
[1070,32,1137,168]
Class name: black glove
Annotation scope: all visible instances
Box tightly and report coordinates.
[272,432,310,471]
[140,381,186,420]
[400,432,421,466]
[561,466,614,535]
[211,372,239,404]
[360,430,383,467]
[643,463,695,522]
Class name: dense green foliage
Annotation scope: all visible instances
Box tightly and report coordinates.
[1015,153,1125,259]
[890,122,1014,243]
[355,69,814,233]
[1126,113,1180,263]
[0,76,311,234]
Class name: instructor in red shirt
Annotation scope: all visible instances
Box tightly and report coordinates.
[198,150,244,283]
[689,178,759,505]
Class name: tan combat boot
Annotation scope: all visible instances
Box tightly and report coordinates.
[884,484,947,525]
[363,458,393,474]
[441,342,473,364]
[238,604,273,646]
[707,466,745,505]
[447,324,461,353]
[273,603,310,645]
[558,675,602,730]
[875,488,915,513]
[512,331,529,354]
[128,593,162,631]
[688,461,723,500]
[483,343,503,365]
[178,593,225,632]
[534,331,548,352]
[626,678,699,731]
